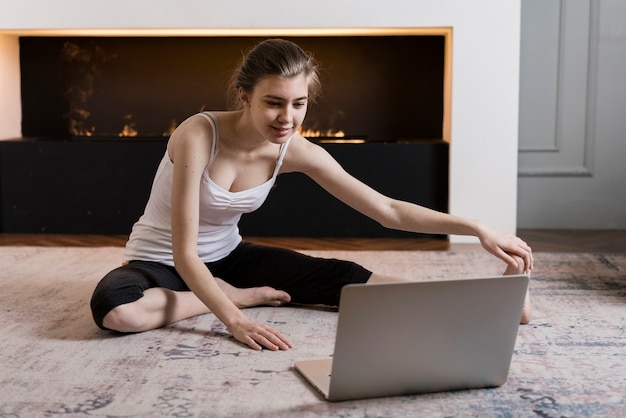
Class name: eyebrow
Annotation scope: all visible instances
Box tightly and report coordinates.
[263,94,308,101]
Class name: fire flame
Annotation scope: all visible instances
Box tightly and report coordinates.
[297,128,365,143]
[298,128,346,138]
[163,118,178,137]
[118,114,138,137]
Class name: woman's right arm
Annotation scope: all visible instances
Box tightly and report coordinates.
[168,117,292,351]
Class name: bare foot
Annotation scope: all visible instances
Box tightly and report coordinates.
[504,256,532,324]
[520,288,532,325]
[216,278,291,309]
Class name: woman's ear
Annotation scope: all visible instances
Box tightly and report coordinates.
[239,88,250,107]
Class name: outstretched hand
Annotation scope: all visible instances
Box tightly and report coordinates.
[476,222,534,273]
[229,318,293,351]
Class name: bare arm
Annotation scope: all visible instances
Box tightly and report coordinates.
[283,136,533,271]
[169,117,292,350]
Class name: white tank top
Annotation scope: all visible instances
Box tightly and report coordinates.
[124,112,292,265]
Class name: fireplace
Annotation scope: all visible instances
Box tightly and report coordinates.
[0,1,523,242]
[1,31,451,238]
[19,34,448,143]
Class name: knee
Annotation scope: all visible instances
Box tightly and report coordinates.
[102,303,146,333]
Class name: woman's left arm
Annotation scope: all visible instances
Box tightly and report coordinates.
[283,137,533,271]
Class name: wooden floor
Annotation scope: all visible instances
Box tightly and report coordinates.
[0,230,625,253]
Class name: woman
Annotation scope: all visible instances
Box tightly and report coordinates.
[91,39,533,351]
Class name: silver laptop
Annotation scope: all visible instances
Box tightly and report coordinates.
[294,274,529,401]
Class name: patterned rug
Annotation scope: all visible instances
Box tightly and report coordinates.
[0,247,624,417]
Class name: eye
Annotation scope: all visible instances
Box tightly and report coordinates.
[266,101,281,107]
[293,102,306,108]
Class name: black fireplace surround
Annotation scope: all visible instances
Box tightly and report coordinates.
[0,36,448,238]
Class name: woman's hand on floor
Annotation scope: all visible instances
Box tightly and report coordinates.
[229,318,293,351]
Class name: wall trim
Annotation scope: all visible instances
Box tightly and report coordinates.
[518,0,598,178]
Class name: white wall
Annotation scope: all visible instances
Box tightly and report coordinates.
[0,0,522,242]
[518,0,626,229]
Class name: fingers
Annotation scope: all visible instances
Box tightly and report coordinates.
[523,248,534,272]
[489,236,533,274]
[511,236,533,271]
[251,325,293,351]
[495,247,520,270]
[234,321,294,351]
[514,239,534,273]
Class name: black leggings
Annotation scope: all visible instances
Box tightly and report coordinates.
[90,242,372,329]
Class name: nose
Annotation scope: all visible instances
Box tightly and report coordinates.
[277,106,292,123]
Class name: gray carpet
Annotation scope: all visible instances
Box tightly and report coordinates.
[0,247,624,417]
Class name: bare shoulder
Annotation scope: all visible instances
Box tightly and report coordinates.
[167,113,214,163]
[281,134,338,174]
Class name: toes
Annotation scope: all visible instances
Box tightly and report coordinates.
[257,287,291,307]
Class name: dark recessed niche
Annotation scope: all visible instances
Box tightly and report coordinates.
[19,36,445,142]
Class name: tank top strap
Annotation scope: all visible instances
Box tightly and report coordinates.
[196,111,220,167]
[197,111,290,178]
[273,136,292,177]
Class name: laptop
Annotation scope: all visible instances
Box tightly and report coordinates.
[294,274,529,401]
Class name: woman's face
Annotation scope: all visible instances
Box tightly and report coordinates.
[242,73,309,144]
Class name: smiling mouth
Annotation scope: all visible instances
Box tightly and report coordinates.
[273,126,292,135]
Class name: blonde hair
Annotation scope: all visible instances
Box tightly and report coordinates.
[227,39,321,110]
